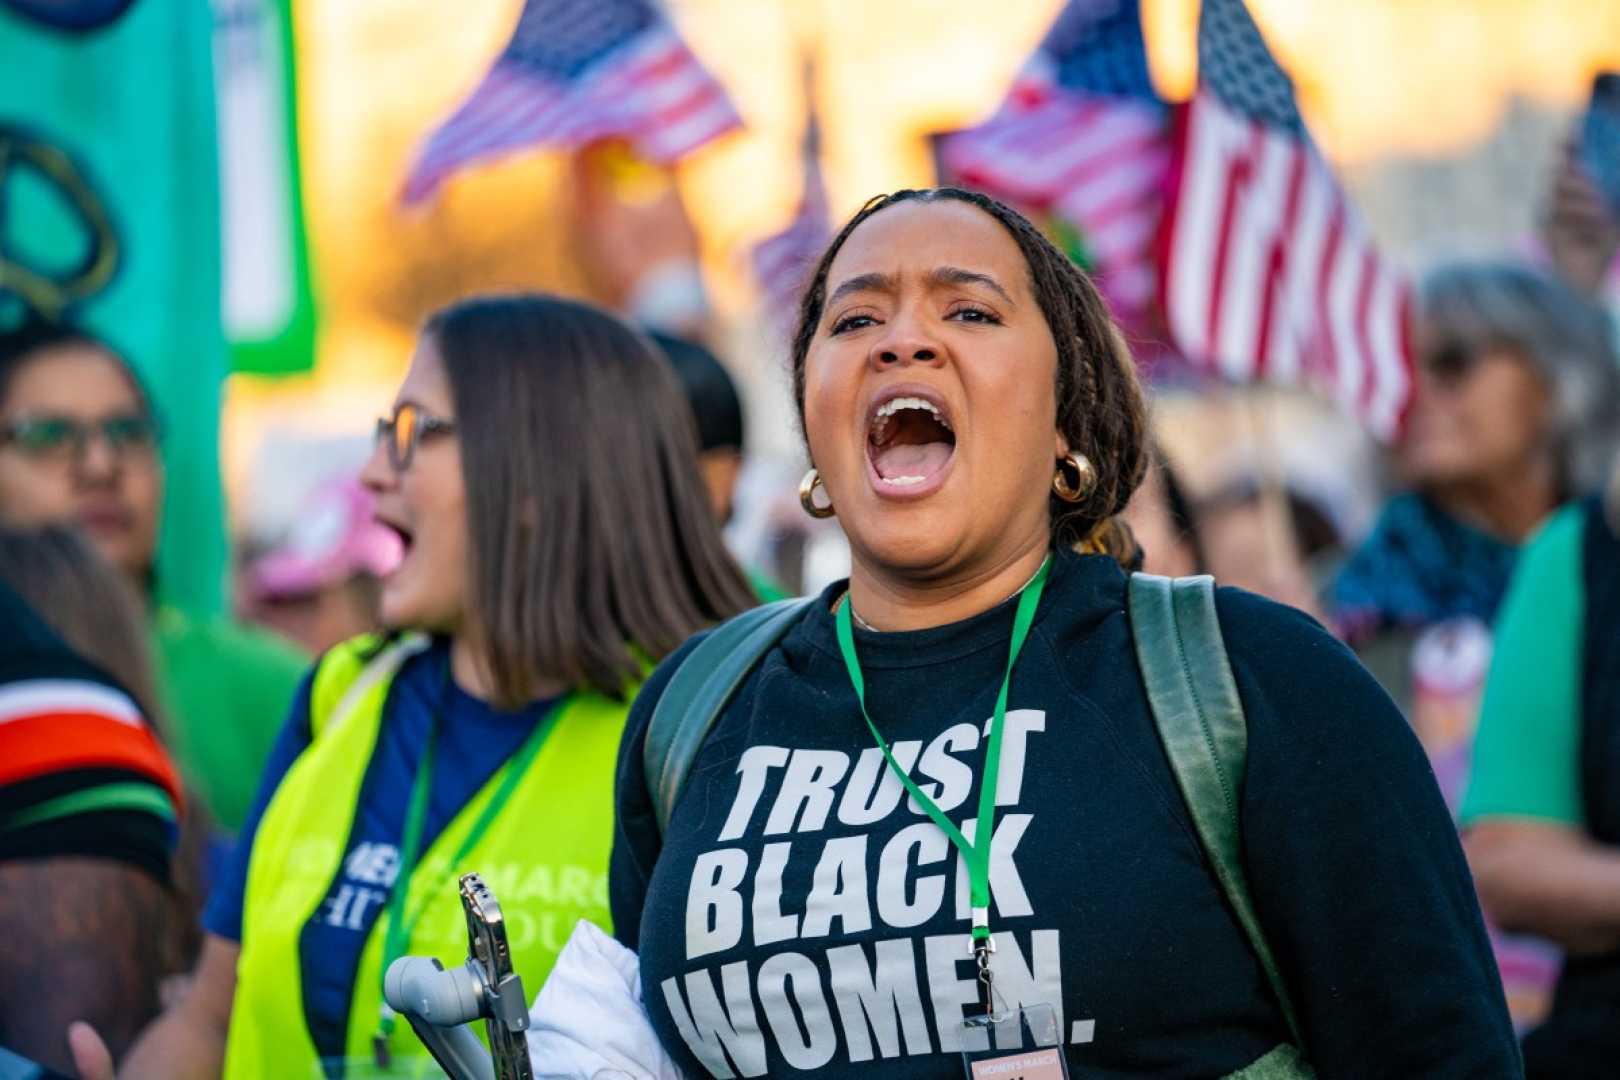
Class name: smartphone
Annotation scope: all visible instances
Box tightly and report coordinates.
[1582,72,1620,214]
[460,873,533,1080]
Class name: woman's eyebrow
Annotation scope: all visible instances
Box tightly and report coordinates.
[826,271,898,308]
[929,266,1015,306]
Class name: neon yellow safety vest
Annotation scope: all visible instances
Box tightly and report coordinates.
[223,634,630,1077]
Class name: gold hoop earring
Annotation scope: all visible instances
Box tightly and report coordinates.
[799,468,836,518]
[1052,452,1096,504]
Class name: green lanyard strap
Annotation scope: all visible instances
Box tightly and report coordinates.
[834,557,1050,946]
[373,672,566,1054]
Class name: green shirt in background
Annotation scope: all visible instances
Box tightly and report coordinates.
[747,566,789,604]
[151,607,309,833]
[1461,504,1587,829]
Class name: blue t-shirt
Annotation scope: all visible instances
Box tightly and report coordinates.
[204,639,557,1061]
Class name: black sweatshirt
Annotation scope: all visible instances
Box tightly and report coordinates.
[610,549,1519,1077]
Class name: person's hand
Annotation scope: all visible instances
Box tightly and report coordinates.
[1542,137,1620,296]
[569,141,706,332]
[67,1021,114,1080]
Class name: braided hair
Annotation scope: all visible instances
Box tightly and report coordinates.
[788,187,1148,563]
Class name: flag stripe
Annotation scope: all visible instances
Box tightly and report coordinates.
[403,11,740,204]
[1163,66,1412,441]
[936,1,1168,327]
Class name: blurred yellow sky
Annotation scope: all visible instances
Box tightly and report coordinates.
[292,0,1619,349]
[223,0,1620,521]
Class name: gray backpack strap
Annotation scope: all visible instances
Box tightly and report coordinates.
[1128,573,1309,1061]
[643,598,816,834]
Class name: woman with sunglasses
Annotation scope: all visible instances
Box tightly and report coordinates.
[1331,263,1619,692]
[0,319,308,836]
[609,190,1516,1077]
[1327,262,1619,1026]
[85,294,754,1077]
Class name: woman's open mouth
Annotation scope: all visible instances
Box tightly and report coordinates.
[865,388,957,499]
[374,515,415,571]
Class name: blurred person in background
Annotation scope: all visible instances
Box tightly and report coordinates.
[80,294,753,1078]
[1328,259,1619,1031]
[0,550,183,1073]
[649,331,745,525]
[1330,261,1618,727]
[1462,461,1620,1077]
[1198,477,1341,623]
[239,477,402,655]
[650,329,791,601]
[0,526,210,979]
[572,144,713,343]
[1119,446,1203,577]
[0,319,308,837]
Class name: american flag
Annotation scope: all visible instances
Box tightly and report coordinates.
[936,0,1169,323]
[1161,0,1413,440]
[402,0,741,205]
[752,111,832,328]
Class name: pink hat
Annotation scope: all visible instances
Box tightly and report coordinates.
[250,478,402,599]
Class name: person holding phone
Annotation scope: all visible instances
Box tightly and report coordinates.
[1543,74,1620,301]
[78,294,754,1078]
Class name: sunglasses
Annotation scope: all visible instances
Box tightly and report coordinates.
[0,414,159,462]
[1422,342,1483,382]
[375,402,457,471]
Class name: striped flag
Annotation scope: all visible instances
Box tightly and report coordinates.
[937,0,1169,323]
[752,112,832,327]
[1161,0,1413,440]
[403,0,741,205]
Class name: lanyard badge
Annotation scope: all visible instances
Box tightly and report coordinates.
[834,556,1051,1016]
[836,558,1070,1077]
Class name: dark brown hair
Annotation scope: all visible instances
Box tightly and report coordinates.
[0,316,154,420]
[0,523,207,974]
[425,294,755,707]
[788,187,1148,561]
[0,524,165,730]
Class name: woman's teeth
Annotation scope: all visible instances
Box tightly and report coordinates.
[874,396,950,426]
[870,396,951,443]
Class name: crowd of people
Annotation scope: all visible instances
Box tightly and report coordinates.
[0,112,1617,1080]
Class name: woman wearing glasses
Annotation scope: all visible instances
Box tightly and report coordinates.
[0,319,308,836]
[81,294,754,1078]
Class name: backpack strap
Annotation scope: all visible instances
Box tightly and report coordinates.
[644,598,816,834]
[1127,573,1307,1056]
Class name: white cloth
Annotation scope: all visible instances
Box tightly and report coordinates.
[527,919,684,1080]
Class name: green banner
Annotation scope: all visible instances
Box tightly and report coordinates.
[0,0,228,617]
[214,0,317,375]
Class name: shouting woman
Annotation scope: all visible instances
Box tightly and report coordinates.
[610,190,1519,1077]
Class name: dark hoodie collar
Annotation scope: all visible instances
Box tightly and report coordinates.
[796,546,1126,670]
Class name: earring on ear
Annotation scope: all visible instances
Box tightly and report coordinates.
[799,468,836,518]
[1052,452,1096,504]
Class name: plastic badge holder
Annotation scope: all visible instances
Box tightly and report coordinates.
[961,1002,1070,1079]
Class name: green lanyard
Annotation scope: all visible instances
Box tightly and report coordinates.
[834,556,1050,1010]
[371,677,567,1062]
